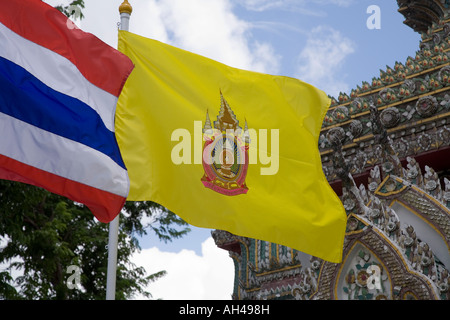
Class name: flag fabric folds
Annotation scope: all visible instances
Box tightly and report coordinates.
[116,30,346,262]
[0,0,134,223]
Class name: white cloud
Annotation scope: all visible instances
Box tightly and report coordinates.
[295,25,355,97]
[237,0,288,11]
[47,0,282,73]
[131,237,234,300]
[121,0,280,74]
[1,235,235,300]
[236,0,354,13]
[0,236,22,293]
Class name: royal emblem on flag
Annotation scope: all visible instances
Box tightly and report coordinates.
[201,92,250,196]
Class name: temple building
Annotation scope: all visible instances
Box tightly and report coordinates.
[213,0,450,300]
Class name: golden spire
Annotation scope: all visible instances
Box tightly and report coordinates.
[119,0,133,15]
[215,91,239,131]
[203,110,212,133]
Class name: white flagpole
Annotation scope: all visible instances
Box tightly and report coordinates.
[106,215,120,300]
[105,0,132,301]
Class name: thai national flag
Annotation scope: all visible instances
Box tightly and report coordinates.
[0,0,134,222]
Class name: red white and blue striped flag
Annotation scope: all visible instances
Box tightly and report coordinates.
[0,0,134,222]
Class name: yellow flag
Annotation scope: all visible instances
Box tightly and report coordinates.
[116,30,346,263]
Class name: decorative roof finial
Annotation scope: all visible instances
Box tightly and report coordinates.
[203,109,212,133]
[119,0,133,15]
[215,91,239,131]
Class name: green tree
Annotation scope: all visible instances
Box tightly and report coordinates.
[0,181,189,300]
[53,0,85,20]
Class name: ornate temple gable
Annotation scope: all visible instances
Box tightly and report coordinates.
[375,173,450,244]
[311,214,441,300]
[213,142,450,300]
[294,162,450,300]
[397,0,448,33]
[320,13,450,194]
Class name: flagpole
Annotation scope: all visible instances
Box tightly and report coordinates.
[106,215,119,300]
[105,0,133,301]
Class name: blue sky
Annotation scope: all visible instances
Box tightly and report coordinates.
[43,0,424,300]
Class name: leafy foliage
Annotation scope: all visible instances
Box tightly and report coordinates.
[53,0,85,20]
[0,181,189,300]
